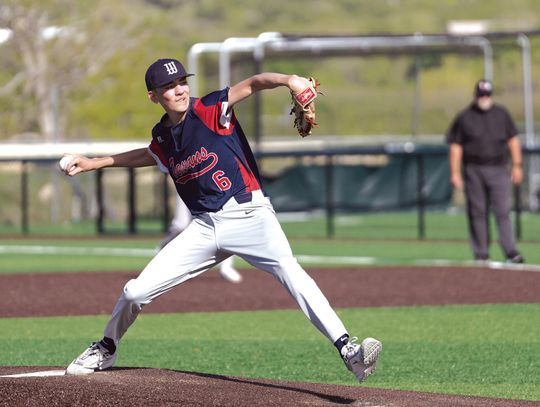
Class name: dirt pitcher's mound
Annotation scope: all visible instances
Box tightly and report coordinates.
[0,366,536,407]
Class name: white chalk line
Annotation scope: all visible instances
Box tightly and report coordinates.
[1,245,540,272]
[0,369,66,378]
[0,245,156,257]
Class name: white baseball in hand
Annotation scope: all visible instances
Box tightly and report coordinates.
[59,155,76,172]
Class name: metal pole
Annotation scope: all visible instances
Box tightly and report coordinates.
[128,168,136,234]
[416,154,425,240]
[517,34,538,211]
[253,56,263,149]
[325,155,335,238]
[187,42,222,97]
[21,160,29,235]
[517,34,535,148]
[96,169,104,234]
[513,184,522,240]
[50,86,60,224]
[162,172,170,233]
[458,36,493,81]
[411,55,421,139]
[481,39,493,81]
[252,33,281,149]
[219,38,257,88]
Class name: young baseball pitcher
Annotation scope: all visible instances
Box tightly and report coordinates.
[61,58,382,382]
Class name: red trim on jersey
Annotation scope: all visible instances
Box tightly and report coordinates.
[149,139,168,168]
[193,99,236,136]
[235,157,260,193]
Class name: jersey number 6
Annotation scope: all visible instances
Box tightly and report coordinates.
[212,171,231,191]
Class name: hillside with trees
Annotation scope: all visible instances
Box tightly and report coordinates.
[1,0,539,142]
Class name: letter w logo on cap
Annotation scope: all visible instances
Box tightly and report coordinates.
[164,62,178,75]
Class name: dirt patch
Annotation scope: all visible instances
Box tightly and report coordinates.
[0,366,536,407]
[1,266,540,318]
[1,265,539,406]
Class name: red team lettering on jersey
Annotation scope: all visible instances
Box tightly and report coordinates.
[148,88,263,215]
[171,147,220,185]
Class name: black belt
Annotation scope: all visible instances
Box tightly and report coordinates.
[233,191,253,204]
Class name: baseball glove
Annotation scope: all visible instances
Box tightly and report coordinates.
[290,77,321,138]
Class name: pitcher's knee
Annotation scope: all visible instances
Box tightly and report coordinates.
[122,279,149,304]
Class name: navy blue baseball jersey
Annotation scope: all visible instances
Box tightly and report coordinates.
[148,88,265,215]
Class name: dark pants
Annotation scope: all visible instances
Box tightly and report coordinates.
[464,164,518,260]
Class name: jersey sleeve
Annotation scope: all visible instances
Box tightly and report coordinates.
[148,139,169,173]
[193,88,236,135]
[502,106,519,139]
[446,115,463,145]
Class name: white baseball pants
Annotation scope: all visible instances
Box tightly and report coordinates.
[103,190,347,345]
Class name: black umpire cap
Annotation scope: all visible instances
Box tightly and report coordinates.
[145,58,194,91]
[474,79,493,97]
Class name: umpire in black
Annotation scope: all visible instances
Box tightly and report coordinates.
[446,79,524,263]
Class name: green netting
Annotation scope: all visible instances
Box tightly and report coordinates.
[265,155,451,212]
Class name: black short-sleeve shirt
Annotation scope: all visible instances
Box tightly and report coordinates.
[446,103,518,165]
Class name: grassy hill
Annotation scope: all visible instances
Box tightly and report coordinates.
[2,0,540,141]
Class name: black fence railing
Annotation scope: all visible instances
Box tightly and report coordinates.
[10,144,540,239]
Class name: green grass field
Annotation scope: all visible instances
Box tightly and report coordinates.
[0,229,539,274]
[1,305,539,400]
[0,212,539,401]
[2,210,539,242]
